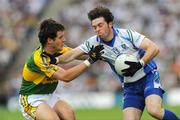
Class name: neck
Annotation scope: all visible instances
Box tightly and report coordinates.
[43,45,56,55]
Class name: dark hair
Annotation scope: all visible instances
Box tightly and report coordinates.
[88,6,114,23]
[38,18,65,47]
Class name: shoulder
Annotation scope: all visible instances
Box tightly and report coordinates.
[114,27,137,34]
[87,35,97,42]
[79,35,99,52]
[84,35,99,45]
[60,46,72,54]
[24,47,46,74]
[114,28,127,36]
[27,47,47,67]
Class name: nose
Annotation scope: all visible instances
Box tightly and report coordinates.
[95,26,100,32]
[62,37,66,42]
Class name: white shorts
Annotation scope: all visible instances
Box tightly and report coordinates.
[19,93,60,120]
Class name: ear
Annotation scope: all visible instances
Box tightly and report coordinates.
[47,38,53,44]
[108,22,113,28]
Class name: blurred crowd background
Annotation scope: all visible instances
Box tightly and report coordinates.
[0,0,50,106]
[0,0,180,109]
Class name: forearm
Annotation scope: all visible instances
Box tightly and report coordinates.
[61,61,89,82]
[140,38,160,65]
[58,47,85,63]
[76,54,88,60]
[53,60,90,82]
[53,44,104,81]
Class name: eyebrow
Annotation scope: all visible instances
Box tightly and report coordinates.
[92,22,104,27]
[59,35,63,38]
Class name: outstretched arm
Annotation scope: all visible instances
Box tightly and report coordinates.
[57,47,86,64]
[52,62,89,82]
[52,45,104,82]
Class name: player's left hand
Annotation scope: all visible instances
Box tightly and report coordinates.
[122,61,143,77]
[87,45,104,64]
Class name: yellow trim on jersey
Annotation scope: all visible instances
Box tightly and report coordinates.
[23,64,59,85]
[60,47,72,54]
[20,95,37,119]
[33,47,55,78]
[23,64,45,84]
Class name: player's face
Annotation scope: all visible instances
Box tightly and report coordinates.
[53,31,66,51]
[91,17,112,41]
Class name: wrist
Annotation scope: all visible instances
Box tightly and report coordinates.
[83,60,91,67]
[139,59,145,66]
[87,57,95,64]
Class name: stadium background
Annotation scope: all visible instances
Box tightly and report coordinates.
[0,0,180,119]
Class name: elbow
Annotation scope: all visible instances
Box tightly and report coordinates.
[62,79,72,83]
[53,70,74,82]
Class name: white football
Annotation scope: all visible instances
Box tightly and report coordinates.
[114,54,138,75]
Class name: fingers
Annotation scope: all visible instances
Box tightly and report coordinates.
[122,67,135,77]
[124,61,134,65]
[121,68,129,72]
[99,45,104,50]
[99,51,104,56]
[88,45,104,63]
[90,45,94,50]
[94,45,104,51]
[122,72,134,77]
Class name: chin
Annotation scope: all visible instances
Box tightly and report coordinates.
[57,47,62,51]
[98,35,104,39]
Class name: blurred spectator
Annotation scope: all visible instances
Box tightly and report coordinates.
[171,55,180,86]
[84,72,100,92]
[0,0,50,106]
[0,0,49,79]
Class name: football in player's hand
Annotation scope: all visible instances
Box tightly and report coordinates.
[114,54,138,75]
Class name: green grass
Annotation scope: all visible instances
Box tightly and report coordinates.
[0,106,180,120]
[76,106,180,120]
[0,107,24,120]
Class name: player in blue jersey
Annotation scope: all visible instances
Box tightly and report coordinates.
[58,6,179,120]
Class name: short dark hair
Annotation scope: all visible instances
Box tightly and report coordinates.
[38,18,65,47]
[88,6,114,23]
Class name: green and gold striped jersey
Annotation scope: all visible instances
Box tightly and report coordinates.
[19,46,71,95]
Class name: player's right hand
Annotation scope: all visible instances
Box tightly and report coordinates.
[122,61,143,77]
[87,45,104,64]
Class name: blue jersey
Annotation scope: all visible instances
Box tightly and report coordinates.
[79,27,157,83]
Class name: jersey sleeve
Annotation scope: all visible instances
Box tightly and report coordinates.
[126,29,145,48]
[60,46,72,54]
[119,29,145,48]
[78,38,92,53]
[78,36,100,53]
[39,63,59,78]
[33,50,59,78]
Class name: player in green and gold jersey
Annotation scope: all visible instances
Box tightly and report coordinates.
[19,18,104,120]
